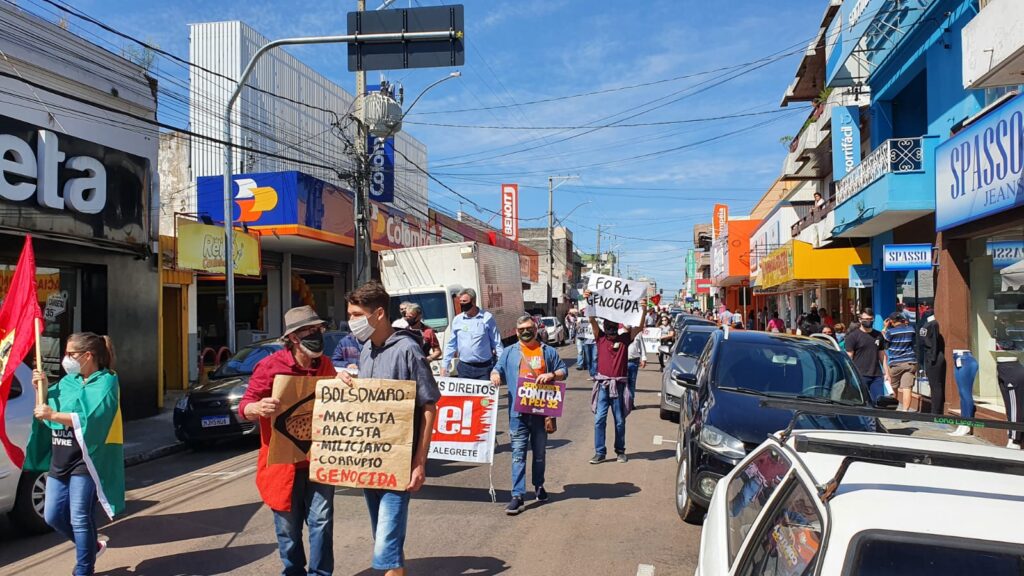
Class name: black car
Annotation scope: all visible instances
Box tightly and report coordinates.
[673,330,877,524]
[659,325,716,422]
[173,330,348,448]
[673,313,716,332]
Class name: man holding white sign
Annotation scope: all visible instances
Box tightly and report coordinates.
[584,273,647,327]
[584,283,646,464]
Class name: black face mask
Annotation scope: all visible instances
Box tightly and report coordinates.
[406,316,421,327]
[518,330,536,342]
[300,332,324,354]
[460,301,473,313]
[603,322,618,333]
[860,320,874,329]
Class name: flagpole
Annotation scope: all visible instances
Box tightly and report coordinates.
[34,318,43,405]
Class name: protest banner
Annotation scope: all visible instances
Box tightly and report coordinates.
[642,327,662,355]
[585,273,646,326]
[269,375,326,465]
[513,377,566,417]
[429,377,499,464]
[309,378,416,490]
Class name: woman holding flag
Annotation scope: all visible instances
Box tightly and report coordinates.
[25,332,124,576]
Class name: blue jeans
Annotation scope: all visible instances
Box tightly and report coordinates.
[272,471,335,576]
[457,360,495,381]
[594,383,626,456]
[576,339,585,369]
[862,374,885,404]
[954,350,979,419]
[363,489,411,570]
[508,410,547,498]
[45,474,97,576]
[584,343,597,378]
[627,359,640,404]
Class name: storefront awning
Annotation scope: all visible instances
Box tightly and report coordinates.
[757,240,869,289]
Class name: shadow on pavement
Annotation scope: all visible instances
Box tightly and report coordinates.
[494,437,571,455]
[412,481,640,504]
[624,449,674,461]
[426,461,478,478]
[353,555,511,575]
[98,543,278,576]
[559,482,641,500]
[103,502,263,548]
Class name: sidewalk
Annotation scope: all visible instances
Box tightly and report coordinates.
[122,391,187,467]
[881,418,991,446]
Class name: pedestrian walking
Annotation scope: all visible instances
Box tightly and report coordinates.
[657,316,675,371]
[627,327,648,410]
[239,305,337,576]
[584,291,644,464]
[26,332,123,576]
[845,308,889,403]
[766,311,785,333]
[440,288,503,380]
[339,281,440,576]
[331,326,363,370]
[403,303,442,363]
[490,314,568,515]
[580,313,598,380]
[883,311,918,412]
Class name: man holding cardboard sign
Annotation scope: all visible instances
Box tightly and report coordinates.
[338,281,440,576]
[238,305,337,576]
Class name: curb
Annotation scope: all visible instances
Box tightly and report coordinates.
[124,442,188,468]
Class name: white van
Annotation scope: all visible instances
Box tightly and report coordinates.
[0,363,50,533]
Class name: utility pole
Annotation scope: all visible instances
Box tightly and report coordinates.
[354,0,371,288]
[546,175,577,316]
[596,224,601,275]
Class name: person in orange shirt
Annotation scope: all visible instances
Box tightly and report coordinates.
[491,314,568,515]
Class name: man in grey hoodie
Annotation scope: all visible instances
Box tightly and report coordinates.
[339,281,440,576]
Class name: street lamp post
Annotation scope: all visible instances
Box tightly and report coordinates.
[546,175,578,316]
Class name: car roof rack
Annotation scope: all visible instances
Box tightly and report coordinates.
[793,435,1024,502]
[759,397,1024,444]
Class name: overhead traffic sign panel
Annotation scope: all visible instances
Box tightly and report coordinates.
[347,5,465,72]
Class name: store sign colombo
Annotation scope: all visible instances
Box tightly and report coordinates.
[176,218,262,276]
[367,136,395,203]
[882,244,933,272]
[0,114,149,248]
[196,171,441,250]
[831,105,861,180]
[936,92,1024,231]
[501,184,518,241]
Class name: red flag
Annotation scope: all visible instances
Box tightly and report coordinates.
[651,294,662,307]
[0,235,43,469]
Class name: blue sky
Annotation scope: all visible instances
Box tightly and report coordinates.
[32,0,822,293]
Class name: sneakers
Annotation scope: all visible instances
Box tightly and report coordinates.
[589,453,605,464]
[616,453,628,463]
[949,425,972,437]
[536,486,549,502]
[505,497,524,515]
[96,538,108,559]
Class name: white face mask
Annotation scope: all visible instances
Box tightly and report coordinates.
[62,355,81,376]
[350,314,375,343]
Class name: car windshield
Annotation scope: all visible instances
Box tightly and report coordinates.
[213,332,346,378]
[542,318,555,327]
[713,339,866,404]
[389,292,450,331]
[677,330,712,357]
[850,535,1024,575]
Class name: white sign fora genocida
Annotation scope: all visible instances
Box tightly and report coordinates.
[585,273,646,327]
[0,129,107,214]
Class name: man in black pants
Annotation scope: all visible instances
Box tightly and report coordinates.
[918,314,946,415]
[997,360,1024,448]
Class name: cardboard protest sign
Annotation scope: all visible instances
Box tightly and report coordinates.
[586,273,646,327]
[513,377,566,417]
[269,375,328,465]
[429,377,499,464]
[309,378,416,490]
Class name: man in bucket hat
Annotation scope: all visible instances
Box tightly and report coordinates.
[239,305,338,576]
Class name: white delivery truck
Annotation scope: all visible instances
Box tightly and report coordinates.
[379,241,526,373]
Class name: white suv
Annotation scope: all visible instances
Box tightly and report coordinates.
[1,363,50,533]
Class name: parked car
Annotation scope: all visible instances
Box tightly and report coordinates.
[696,427,1024,575]
[659,325,716,422]
[674,313,716,332]
[540,316,567,346]
[1,363,50,534]
[173,330,347,448]
[674,330,877,524]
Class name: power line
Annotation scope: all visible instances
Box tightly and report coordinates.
[403,108,802,130]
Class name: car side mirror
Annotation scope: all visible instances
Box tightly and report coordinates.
[672,371,698,389]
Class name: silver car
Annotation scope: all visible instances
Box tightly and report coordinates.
[0,363,50,533]
[659,325,715,422]
[540,316,567,346]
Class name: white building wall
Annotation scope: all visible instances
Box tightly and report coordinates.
[750,205,800,278]
[188,21,428,218]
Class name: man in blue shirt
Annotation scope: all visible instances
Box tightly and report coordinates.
[884,311,918,412]
[440,288,504,380]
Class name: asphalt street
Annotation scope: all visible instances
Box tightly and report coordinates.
[0,347,701,575]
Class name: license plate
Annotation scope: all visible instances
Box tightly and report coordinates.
[201,415,230,428]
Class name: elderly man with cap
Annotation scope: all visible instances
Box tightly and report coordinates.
[239,305,338,576]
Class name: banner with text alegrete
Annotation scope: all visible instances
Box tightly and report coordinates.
[585,273,646,327]
[429,378,499,464]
